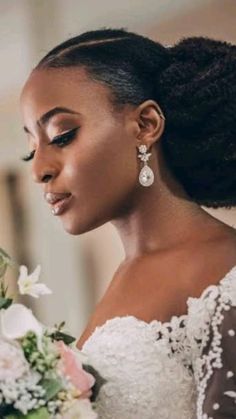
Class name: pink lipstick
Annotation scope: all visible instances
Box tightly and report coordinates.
[51,195,73,216]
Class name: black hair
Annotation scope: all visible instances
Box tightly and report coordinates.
[35,27,236,209]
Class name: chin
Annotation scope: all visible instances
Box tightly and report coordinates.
[61,212,109,236]
[62,221,88,236]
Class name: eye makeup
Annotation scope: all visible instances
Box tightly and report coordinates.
[21,127,79,162]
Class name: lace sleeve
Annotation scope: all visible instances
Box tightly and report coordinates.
[194,281,236,418]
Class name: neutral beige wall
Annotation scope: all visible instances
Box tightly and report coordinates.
[147,0,236,44]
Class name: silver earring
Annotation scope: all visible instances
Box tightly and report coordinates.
[137,144,154,187]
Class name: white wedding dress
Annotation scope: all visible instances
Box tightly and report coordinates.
[81,264,236,419]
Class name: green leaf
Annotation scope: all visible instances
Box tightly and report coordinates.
[40,378,63,401]
[0,262,7,278]
[0,247,12,260]
[25,407,50,419]
[49,330,76,345]
[0,296,13,309]
[0,248,13,278]
[4,407,50,419]
[58,320,65,330]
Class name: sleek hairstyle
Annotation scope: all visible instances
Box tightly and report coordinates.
[35,28,236,209]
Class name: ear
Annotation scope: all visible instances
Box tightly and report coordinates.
[135,100,165,149]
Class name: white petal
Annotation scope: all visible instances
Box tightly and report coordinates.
[30,283,52,298]
[18,265,28,280]
[17,279,28,295]
[25,290,40,298]
[17,264,51,299]
[29,265,41,284]
[1,304,43,347]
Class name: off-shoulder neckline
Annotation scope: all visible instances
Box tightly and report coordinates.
[80,263,236,351]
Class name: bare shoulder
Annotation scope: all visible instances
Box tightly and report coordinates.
[169,228,236,306]
[107,228,236,315]
[84,232,235,314]
[77,228,236,350]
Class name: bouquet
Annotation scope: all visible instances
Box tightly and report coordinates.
[0,248,105,418]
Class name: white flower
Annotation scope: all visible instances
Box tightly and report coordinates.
[61,399,98,419]
[17,265,52,298]
[0,339,29,381]
[0,303,43,351]
[0,369,44,414]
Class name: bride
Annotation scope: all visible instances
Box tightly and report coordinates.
[19,28,236,418]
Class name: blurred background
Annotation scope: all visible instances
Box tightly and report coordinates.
[0,0,236,337]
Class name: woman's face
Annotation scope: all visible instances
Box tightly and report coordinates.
[20,67,141,235]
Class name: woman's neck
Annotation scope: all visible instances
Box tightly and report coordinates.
[111,149,231,261]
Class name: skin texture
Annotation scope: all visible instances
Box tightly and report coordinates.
[20,67,236,348]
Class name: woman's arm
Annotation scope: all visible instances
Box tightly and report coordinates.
[195,304,236,418]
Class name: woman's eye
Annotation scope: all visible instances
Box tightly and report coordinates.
[21,127,79,162]
[49,127,79,147]
[21,150,35,162]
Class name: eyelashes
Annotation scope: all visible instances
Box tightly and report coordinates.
[21,150,35,162]
[21,127,79,162]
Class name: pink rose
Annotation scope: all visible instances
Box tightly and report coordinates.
[56,340,95,398]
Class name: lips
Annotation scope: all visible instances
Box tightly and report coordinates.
[44,192,71,205]
[44,192,73,216]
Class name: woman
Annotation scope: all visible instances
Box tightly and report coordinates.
[20,28,236,418]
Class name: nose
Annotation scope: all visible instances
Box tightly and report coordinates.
[31,148,59,184]
[32,167,57,184]
[40,173,54,183]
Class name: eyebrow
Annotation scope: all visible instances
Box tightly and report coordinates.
[23,106,81,134]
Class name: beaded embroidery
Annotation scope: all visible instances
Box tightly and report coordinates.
[192,266,236,418]
[81,265,236,419]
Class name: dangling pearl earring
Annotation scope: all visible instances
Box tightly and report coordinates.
[137,144,154,187]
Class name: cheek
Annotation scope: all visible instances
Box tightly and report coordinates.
[67,143,137,200]
[60,131,138,232]
[66,126,138,199]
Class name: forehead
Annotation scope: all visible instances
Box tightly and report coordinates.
[20,67,114,122]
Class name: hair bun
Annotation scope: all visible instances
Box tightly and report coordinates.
[157,36,236,209]
[170,36,235,64]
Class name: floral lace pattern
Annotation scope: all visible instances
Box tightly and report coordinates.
[81,264,236,419]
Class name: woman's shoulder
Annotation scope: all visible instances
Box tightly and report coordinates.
[109,232,236,316]
[77,231,236,350]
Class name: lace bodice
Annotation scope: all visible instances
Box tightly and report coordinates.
[81,264,236,419]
